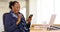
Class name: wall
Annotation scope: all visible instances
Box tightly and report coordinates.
[29,0,37,25]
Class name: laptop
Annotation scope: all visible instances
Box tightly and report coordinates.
[33,14,56,29]
[49,14,56,26]
[47,14,60,30]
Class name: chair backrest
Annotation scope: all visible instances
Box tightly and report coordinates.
[3,13,9,31]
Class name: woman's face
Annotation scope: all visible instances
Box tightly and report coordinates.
[12,2,20,14]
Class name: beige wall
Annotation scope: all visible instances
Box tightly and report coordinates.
[29,0,37,25]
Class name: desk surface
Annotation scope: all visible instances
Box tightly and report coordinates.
[30,24,60,32]
[30,29,60,32]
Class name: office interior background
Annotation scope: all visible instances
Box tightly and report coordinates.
[0,0,60,32]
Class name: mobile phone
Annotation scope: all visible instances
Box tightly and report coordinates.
[29,14,33,18]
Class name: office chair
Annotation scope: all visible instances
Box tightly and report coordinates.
[3,13,9,32]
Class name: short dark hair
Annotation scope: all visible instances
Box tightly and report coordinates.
[9,1,18,9]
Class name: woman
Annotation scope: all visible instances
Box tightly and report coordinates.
[3,1,33,32]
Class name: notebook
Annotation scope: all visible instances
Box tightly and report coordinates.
[49,14,56,25]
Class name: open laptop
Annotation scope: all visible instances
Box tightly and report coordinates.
[47,14,60,30]
[33,14,57,29]
[49,14,56,26]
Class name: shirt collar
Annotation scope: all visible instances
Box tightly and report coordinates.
[10,10,18,18]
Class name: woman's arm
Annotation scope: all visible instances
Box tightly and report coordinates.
[4,14,18,32]
[26,14,33,28]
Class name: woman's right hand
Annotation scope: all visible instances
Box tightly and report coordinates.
[16,14,22,25]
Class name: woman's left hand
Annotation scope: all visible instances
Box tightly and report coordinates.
[26,15,33,23]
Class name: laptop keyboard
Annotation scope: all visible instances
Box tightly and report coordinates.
[47,25,60,30]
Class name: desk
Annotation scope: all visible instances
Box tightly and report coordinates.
[30,24,60,32]
[30,29,60,32]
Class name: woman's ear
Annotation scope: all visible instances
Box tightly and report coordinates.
[11,6,14,9]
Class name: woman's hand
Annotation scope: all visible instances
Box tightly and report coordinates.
[26,15,33,23]
[16,14,22,25]
[27,18,32,23]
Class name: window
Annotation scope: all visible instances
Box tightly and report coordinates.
[37,0,54,24]
[30,0,60,24]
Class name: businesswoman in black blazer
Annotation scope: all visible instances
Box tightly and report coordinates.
[3,1,33,32]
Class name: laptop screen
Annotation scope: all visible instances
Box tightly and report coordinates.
[49,14,56,25]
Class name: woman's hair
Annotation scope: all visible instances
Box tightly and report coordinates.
[9,1,18,9]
